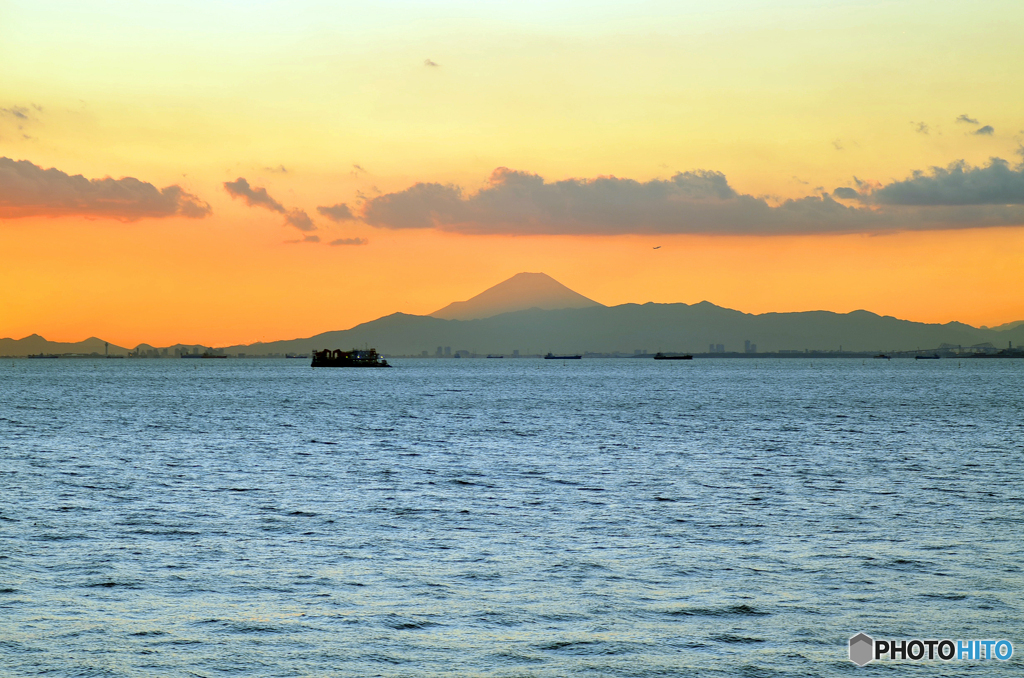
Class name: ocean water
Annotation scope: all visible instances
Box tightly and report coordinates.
[1,357,1021,677]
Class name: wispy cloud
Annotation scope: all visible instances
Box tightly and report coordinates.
[223,177,286,212]
[285,234,321,244]
[224,177,320,233]
[316,203,356,221]
[224,178,319,233]
[911,121,929,134]
[0,104,44,141]
[973,125,995,136]
[0,157,210,220]
[330,237,368,246]
[0,106,31,121]
[956,114,980,125]
[424,59,439,67]
[359,161,1024,236]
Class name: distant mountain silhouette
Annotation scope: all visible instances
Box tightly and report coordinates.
[0,334,127,357]
[8,274,1024,357]
[221,301,1024,357]
[988,319,1024,332]
[431,272,603,321]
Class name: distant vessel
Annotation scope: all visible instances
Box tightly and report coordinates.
[653,352,693,360]
[285,353,308,359]
[27,353,59,359]
[915,354,941,360]
[486,354,504,358]
[874,354,891,360]
[312,348,390,368]
[544,353,582,360]
[181,352,227,359]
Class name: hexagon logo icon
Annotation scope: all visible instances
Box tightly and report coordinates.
[849,633,874,666]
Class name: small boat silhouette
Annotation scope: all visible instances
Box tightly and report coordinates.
[312,348,390,367]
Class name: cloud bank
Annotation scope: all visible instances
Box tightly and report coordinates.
[868,158,1024,206]
[0,157,210,220]
[358,162,1024,236]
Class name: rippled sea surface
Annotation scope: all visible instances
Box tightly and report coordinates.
[1,358,1022,676]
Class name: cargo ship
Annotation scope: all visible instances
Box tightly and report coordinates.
[312,348,391,367]
[653,352,693,360]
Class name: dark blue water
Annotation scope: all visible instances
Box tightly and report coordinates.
[1,358,1021,676]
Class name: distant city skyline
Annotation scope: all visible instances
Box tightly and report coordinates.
[2,2,1024,346]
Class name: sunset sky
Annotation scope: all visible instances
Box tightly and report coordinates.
[2,0,1023,347]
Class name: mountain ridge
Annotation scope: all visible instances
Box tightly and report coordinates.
[5,272,1023,356]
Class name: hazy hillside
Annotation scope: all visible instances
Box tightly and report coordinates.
[0,335,128,357]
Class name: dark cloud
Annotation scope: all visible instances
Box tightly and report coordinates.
[359,163,1024,236]
[361,167,877,235]
[263,165,288,173]
[424,59,439,67]
[285,209,315,232]
[317,203,356,221]
[223,177,286,212]
[912,121,929,134]
[330,237,368,246]
[0,157,210,220]
[868,158,1024,206]
[973,125,995,136]
[956,114,980,125]
[225,177,319,233]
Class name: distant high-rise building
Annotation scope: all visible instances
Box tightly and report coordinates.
[715,344,725,353]
[512,349,519,357]
[709,344,715,354]
[436,346,443,357]
[444,346,451,356]
[744,340,757,354]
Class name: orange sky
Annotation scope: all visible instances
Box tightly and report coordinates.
[2,1,1024,347]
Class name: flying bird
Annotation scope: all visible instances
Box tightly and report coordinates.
[653,246,661,250]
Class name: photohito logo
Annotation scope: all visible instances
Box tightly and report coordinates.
[849,633,1013,666]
